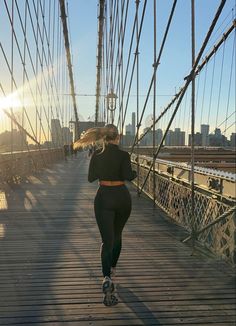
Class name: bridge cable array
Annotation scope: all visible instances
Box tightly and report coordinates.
[97,0,235,248]
[0,0,76,177]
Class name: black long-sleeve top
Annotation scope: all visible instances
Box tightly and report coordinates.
[88,143,137,183]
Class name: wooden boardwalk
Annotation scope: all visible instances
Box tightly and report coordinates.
[0,153,235,326]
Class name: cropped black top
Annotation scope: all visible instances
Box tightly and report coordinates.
[88,143,137,182]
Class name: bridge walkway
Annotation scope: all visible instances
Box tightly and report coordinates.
[0,153,235,325]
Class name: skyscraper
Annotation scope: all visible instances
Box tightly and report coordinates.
[165,130,174,146]
[201,124,209,146]
[125,124,132,135]
[230,133,236,147]
[155,129,163,145]
[131,112,135,136]
[62,127,73,145]
[51,119,62,147]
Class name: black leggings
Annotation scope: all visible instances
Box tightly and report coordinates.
[94,185,131,278]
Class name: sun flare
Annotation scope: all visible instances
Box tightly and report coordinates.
[0,93,22,111]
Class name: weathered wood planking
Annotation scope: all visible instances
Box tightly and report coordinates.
[0,153,235,326]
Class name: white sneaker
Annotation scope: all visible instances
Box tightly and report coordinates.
[102,276,118,306]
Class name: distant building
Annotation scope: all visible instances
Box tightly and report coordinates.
[42,141,53,148]
[131,112,135,136]
[155,129,163,145]
[78,121,105,138]
[180,131,186,146]
[188,132,202,146]
[230,133,236,147]
[188,126,231,147]
[123,134,134,146]
[123,123,135,146]
[165,128,185,146]
[140,127,152,146]
[215,128,221,137]
[165,130,174,146]
[62,127,73,145]
[51,119,62,147]
[0,129,27,152]
[173,128,185,146]
[201,124,209,146]
[125,124,132,136]
[209,128,228,147]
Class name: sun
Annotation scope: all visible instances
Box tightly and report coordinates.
[0,92,22,120]
[0,93,22,111]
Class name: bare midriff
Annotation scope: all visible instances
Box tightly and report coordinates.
[99,180,125,186]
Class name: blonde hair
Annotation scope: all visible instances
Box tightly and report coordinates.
[73,124,119,149]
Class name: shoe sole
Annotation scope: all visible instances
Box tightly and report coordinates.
[102,280,118,306]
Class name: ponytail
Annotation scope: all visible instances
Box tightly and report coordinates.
[73,124,119,150]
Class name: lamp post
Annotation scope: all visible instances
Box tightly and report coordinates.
[106,89,117,124]
[106,89,117,111]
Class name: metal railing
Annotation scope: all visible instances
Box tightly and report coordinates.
[131,154,236,265]
[0,149,64,183]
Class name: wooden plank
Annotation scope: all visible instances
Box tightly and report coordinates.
[0,153,235,325]
[0,313,235,325]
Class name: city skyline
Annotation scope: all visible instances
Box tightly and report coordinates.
[0,1,235,147]
[0,116,235,153]
[123,112,235,148]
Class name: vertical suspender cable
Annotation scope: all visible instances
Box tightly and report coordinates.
[152,0,157,206]
[121,0,147,135]
[22,0,27,152]
[215,41,225,129]
[35,0,39,141]
[116,0,122,134]
[113,0,122,124]
[130,0,176,154]
[51,0,56,140]
[207,53,216,126]
[102,30,106,122]
[135,0,140,195]
[190,0,196,248]
[117,0,129,140]
[105,2,109,124]
[59,0,79,140]
[224,30,235,134]
[119,0,126,145]
[200,63,208,126]
[139,0,227,193]
[39,0,44,144]
[11,1,14,155]
[95,0,105,126]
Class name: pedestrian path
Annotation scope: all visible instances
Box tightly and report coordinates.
[0,153,235,325]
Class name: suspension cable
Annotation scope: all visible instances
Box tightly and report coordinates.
[121,0,147,134]
[115,0,130,131]
[152,0,157,206]
[130,0,177,154]
[116,1,139,128]
[59,0,79,139]
[133,17,235,149]
[200,63,208,126]
[1,0,71,155]
[207,51,216,126]
[95,0,105,125]
[139,0,227,194]
[224,30,235,134]
[215,41,225,128]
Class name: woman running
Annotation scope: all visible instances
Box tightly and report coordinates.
[74,124,137,306]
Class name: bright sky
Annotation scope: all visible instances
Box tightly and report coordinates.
[68,0,235,135]
[0,0,235,140]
